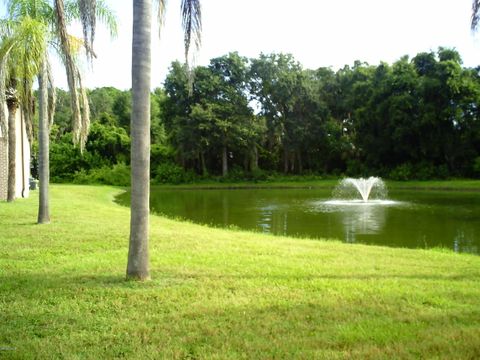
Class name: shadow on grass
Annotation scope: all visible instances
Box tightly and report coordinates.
[2,272,480,359]
[1,269,479,300]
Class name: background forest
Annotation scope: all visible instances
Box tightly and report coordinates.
[43,48,480,185]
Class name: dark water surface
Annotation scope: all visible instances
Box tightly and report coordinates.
[117,187,480,254]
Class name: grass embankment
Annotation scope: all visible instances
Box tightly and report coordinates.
[155,178,480,191]
[1,184,480,359]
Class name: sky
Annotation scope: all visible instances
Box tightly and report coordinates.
[6,0,480,89]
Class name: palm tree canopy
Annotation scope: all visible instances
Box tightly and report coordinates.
[0,15,48,138]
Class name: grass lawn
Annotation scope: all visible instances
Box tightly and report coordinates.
[1,184,480,359]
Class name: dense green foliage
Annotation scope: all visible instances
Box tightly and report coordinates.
[47,48,480,183]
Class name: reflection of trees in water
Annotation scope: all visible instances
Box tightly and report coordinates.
[257,205,288,235]
[454,228,479,254]
[337,205,387,243]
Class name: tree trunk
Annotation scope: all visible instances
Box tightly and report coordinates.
[200,151,207,176]
[222,144,228,177]
[290,153,295,173]
[38,59,50,224]
[297,151,303,174]
[283,146,289,174]
[127,0,151,281]
[250,143,258,171]
[7,100,17,202]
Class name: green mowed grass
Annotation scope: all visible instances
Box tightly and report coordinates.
[1,184,480,359]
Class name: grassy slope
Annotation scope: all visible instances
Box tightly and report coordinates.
[154,179,480,191]
[1,184,480,359]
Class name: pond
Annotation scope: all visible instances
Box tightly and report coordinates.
[117,187,480,255]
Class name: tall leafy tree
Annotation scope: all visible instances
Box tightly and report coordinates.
[127,0,202,281]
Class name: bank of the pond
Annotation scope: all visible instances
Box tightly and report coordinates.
[153,179,480,191]
[1,184,480,359]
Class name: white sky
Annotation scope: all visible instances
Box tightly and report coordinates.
[8,0,480,89]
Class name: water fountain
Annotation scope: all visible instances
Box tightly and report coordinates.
[337,177,386,201]
[326,177,394,205]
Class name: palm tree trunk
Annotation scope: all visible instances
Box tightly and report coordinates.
[127,0,151,281]
[37,59,50,224]
[7,100,18,202]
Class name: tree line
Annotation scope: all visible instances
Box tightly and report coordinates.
[48,48,480,183]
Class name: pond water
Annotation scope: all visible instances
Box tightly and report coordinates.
[117,187,480,255]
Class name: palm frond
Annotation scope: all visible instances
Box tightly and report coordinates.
[0,19,15,38]
[77,66,90,151]
[180,0,201,91]
[54,0,82,146]
[46,56,56,129]
[472,0,480,31]
[21,80,35,143]
[0,15,47,139]
[78,0,96,61]
[181,0,201,63]
[155,0,167,37]
[0,56,7,137]
[95,0,118,38]
[7,0,54,24]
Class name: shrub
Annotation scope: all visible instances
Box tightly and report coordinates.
[247,168,269,182]
[389,162,450,181]
[345,159,369,177]
[473,157,480,178]
[73,163,131,186]
[389,163,413,181]
[150,144,175,175]
[153,163,195,184]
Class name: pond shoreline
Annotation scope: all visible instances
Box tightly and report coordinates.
[112,182,480,255]
[152,179,480,192]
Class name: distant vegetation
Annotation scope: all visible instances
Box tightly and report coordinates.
[42,48,480,184]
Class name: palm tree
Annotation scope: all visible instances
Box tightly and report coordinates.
[6,77,18,202]
[127,0,201,281]
[0,15,47,203]
[47,0,116,223]
[3,0,116,222]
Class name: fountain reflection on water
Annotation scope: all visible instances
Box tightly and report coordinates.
[322,177,398,242]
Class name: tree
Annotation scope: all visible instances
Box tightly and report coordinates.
[3,0,116,222]
[163,54,260,177]
[50,0,116,223]
[0,15,47,202]
[127,0,202,281]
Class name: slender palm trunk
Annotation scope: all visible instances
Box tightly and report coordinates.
[127,0,151,281]
[7,100,18,202]
[37,59,50,224]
